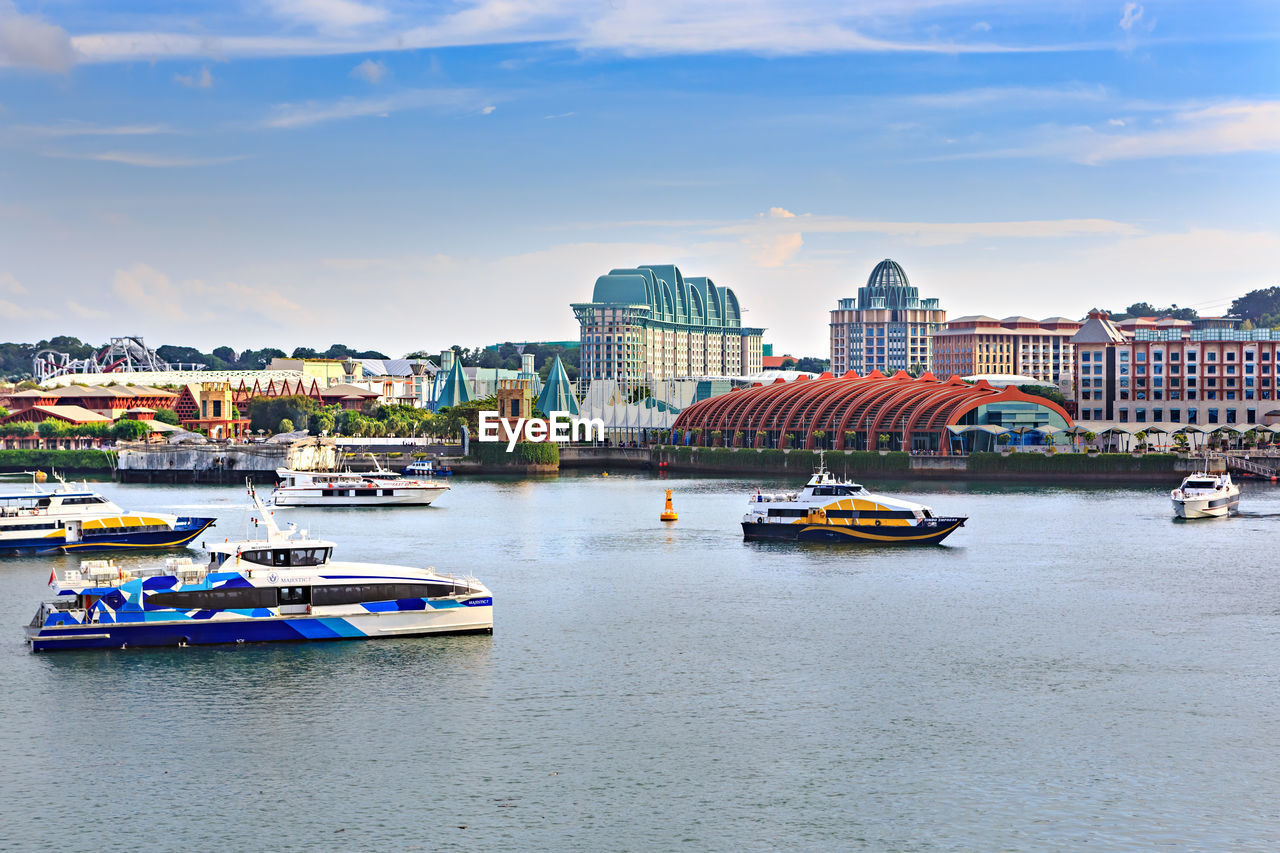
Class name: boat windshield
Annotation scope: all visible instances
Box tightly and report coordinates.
[238,547,332,567]
[1182,480,1218,489]
[811,485,863,497]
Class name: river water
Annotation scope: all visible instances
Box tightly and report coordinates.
[1,473,1278,851]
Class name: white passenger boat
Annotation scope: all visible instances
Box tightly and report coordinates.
[271,467,449,507]
[0,474,214,555]
[1171,471,1239,519]
[742,458,966,545]
[26,485,491,651]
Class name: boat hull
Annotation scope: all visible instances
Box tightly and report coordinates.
[1172,494,1239,519]
[0,518,215,556]
[741,517,966,545]
[26,601,493,652]
[271,489,448,507]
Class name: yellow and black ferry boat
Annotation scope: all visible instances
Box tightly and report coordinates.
[741,460,965,545]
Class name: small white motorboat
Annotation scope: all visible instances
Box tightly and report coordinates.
[1171,471,1239,519]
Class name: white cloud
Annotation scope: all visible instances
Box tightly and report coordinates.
[1080,100,1280,163]
[112,262,304,326]
[481,105,497,114]
[67,301,108,320]
[349,58,387,83]
[42,150,246,168]
[68,2,1114,64]
[751,232,804,267]
[174,66,213,88]
[0,1,75,71]
[264,87,485,128]
[0,271,27,295]
[703,210,1141,247]
[18,121,173,137]
[906,83,1109,109]
[267,0,387,30]
[1119,3,1143,33]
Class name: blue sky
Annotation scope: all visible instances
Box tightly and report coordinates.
[1,0,1277,358]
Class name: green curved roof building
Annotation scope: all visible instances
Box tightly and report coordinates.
[572,264,765,392]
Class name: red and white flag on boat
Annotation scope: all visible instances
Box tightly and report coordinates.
[48,569,57,589]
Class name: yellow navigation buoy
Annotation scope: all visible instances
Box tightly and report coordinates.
[660,489,678,522]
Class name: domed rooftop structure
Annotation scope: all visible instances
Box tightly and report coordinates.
[854,259,935,312]
[867,259,910,290]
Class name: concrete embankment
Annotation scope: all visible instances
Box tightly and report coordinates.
[116,439,337,483]
[650,447,1224,483]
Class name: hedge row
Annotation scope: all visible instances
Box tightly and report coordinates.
[0,449,117,471]
[965,451,1180,474]
[656,446,911,474]
[472,441,560,467]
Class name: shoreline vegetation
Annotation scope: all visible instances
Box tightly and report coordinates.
[647,447,1197,482]
[87,441,1228,483]
[0,449,117,473]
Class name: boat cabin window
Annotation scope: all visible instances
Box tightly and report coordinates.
[812,486,861,497]
[311,582,477,605]
[148,586,278,611]
[277,586,311,605]
[1183,480,1217,489]
[239,547,331,567]
[59,496,108,506]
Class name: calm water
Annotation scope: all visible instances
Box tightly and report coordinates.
[1,473,1278,851]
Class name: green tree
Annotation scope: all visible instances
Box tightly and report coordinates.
[794,356,830,373]
[309,411,336,435]
[1018,384,1066,406]
[37,420,68,438]
[111,419,150,441]
[152,408,181,425]
[278,417,295,433]
[247,395,317,434]
[1229,287,1280,325]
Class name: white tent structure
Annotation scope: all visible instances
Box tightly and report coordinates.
[579,380,679,443]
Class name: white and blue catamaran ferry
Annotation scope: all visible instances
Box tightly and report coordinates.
[25,485,492,651]
[0,475,215,555]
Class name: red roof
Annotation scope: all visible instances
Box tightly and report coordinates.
[672,370,1073,448]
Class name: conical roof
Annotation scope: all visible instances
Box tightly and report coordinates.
[436,358,474,408]
[536,354,579,416]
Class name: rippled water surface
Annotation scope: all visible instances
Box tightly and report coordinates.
[2,473,1279,851]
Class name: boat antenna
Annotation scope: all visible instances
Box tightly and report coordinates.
[246,477,283,539]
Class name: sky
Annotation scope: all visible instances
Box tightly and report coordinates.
[0,0,1278,360]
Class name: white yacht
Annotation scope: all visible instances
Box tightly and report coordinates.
[742,458,966,545]
[271,467,449,507]
[1171,471,1239,519]
[0,475,214,555]
[26,485,490,651]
